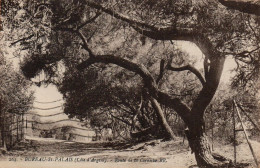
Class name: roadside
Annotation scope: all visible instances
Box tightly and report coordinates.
[0,136,259,168]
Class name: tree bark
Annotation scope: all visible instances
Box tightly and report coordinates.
[150,97,175,140]
[186,127,231,168]
[219,0,260,16]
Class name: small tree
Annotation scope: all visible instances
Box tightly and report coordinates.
[0,55,33,149]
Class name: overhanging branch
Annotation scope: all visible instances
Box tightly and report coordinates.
[77,54,192,123]
[84,0,220,77]
[85,1,156,30]
[109,112,132,127]
[85,1,222,64]
[85,1,195,41]
[76,30,94,57]
[77,55,155,84]
[156,59,165,84]
[167,64,206,87]
[219,0,260,16]
[54,27,95,57]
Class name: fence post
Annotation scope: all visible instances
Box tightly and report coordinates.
[234,100,259,168]
[237,103,260,133]
[21,113,24,140]
[233,101,236,166]
[2,111,7,150]
[10,114,13,147]
[16,115,19,142]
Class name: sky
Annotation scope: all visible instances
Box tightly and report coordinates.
[32,84,63,103]
[30,85,67,120]
[176,41,237,82]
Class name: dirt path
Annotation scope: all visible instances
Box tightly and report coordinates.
[1,136,260,168]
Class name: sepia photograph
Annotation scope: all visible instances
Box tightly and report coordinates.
[0,0,260,168]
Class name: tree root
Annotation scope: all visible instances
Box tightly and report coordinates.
[198,160,251,168]
[212,153,251,168]
[197,153,251,168]
[212,153,231,162]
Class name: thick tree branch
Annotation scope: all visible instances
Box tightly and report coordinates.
[78,55,155,85]
[156,90,191,124]
[54,26,95,57]
[190,56,226,119]
[85,1,156,30]
[204,57,210,81]
[131,94,143,131]
[85,1,195,41]
[167,64,206,87]
[133,27,195,41]
[114,104,134,115]
[109,112,132,127]
[76,30,94,57]
[117,100,137,114]
[77,54,192,124]
[149,97,175,139]
[85,0,228,67]
[85,1,221,62]
[219,0,260,16]
[54,11,100,57]
[156,59,165,84]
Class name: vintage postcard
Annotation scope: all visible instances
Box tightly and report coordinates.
[0,0,259,168]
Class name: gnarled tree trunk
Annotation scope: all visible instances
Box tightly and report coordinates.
[186,118,231,168]
[184,56,232,168]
